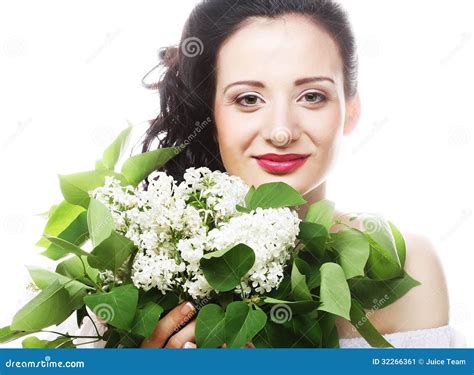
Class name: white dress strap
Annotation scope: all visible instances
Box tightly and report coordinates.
[339,325,467,348]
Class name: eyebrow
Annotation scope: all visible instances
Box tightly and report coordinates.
[223,76,335,94]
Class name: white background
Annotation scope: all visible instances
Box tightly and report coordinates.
[0,0,473,347]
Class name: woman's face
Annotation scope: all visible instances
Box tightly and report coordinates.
[213,14,360,198]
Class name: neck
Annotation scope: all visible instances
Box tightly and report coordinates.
[297,181,327,220]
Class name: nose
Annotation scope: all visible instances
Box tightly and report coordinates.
[261,100,302,147]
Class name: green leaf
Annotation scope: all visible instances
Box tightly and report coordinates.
[319,312,339,348]
[294,257,321,289]
[155,292,180,312]
[349,298,393,348]
[95,159,107,170]
[117,329,143,347]
[22,336,76,348]
[59,170,129,208]
[84,284,139,330]
[244,185,256,207]
[246,182,306,210]
[331,228,370,279]
[389,221,406,268]
[76,305,88,328]
[121,147,180,187]
[42,235,90,259]
[263,297,319,315]
[36,200,86,248]
[289,315,322,347]
[11,280,73,331]
[348,271,421,309]
[304,199,335,230]
[317,262,351,320]
[130,302,164,338]
[195,304,226,348]
[88,231,135,272]
[366,241,403,280]
[104,329,121,348]
[253,320,300,348]
[291,261,312,301]
[362,214,402,279]
[324,326,340,348]
[201,243,255,292]
[87,198,115,247]
[56,255,99,286]
[101,125,133,170]
[0,326,31,344]
[235,204,251,213]
[40,211,89,260]
[267,277,292,300]
[28,267,90,310]
[36,203,59,220]
[225,302,267,348]
[298,222,328,260]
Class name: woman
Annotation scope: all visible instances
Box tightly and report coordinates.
[81,0,461,348]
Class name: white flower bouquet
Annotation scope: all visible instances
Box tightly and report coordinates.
[0,126,420,348]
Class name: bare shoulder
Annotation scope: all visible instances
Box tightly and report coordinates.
[372,231,450,333]
[334,214,450,337]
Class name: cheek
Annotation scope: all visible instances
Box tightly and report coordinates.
[214,104,256,171]
[302,103,344,151]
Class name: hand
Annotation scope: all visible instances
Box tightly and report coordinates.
[139,300,256,349]
[140,301,197,348]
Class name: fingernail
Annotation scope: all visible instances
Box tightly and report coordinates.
[180,302,195,315]
[183,341,196,348]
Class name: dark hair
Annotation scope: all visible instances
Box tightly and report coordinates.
[142,0,358,183]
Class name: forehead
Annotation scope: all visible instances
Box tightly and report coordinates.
[215,14,343,85]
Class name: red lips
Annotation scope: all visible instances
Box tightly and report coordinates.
[253,153,310,174]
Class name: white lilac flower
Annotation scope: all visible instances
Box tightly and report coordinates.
[178,167,248,225]
[131,249,185,293]
[89,167,300,300]
[206,207,301,296]
[98,269,125,291]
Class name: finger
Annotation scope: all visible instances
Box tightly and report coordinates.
[165,319,196,348]
[182,341,197,349]
[140,301,195,348]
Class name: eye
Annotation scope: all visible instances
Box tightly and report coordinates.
[235,93,264,107]
[298,90,327,104]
